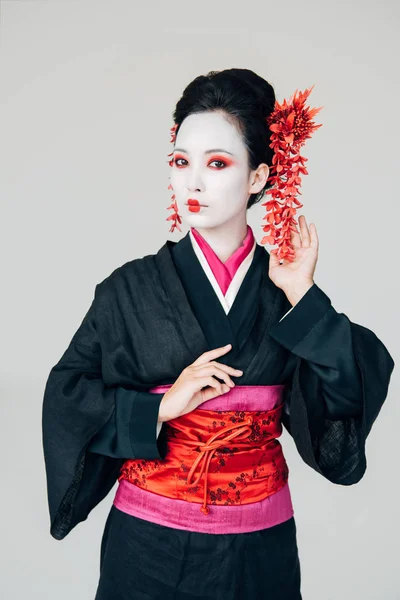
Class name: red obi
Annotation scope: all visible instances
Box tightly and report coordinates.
[118,385,289,516]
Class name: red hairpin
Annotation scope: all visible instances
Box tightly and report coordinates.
[166,124,182,233]
[261,85,323,262]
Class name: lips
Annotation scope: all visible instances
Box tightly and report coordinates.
[186,199,208,210]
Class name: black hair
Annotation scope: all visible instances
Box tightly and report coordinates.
[172,68,276,209]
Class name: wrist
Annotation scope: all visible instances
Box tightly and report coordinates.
[283,279,314,307]
[157,394,169,423]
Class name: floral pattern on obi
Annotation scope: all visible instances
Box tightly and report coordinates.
[119,401,289,515]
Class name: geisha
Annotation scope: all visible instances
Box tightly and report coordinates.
[42,68,394,600]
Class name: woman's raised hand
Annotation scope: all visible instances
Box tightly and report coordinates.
[157,344,242,423]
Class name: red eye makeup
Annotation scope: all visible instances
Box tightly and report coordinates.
[173,153,236,169]
[208,155,236,168]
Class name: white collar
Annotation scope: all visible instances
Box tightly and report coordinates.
[188,230,257,315]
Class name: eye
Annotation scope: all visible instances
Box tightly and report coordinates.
[174,158,188,167]
[173,156,230,169]
[209,159,227,169]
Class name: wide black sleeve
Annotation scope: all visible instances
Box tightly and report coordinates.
[268,283,395,485]
[88,392,165,458]
[42,284,166,541]
[269,283,363,420]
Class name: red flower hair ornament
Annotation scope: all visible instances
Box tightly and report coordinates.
[166,85,323,262]
[166,123,182,233]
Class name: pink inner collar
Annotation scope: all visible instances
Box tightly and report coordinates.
[190,225,255,295]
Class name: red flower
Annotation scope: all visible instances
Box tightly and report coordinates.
[260,85,323,262]
[166,124,182,233]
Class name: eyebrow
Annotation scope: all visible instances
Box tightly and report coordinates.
[173,148,235,156]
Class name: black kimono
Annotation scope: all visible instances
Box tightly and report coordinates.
[42,232,394,599]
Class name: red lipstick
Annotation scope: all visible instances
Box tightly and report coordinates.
[187,199,207,212]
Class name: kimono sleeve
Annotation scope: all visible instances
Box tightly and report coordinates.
[268,283,395,485]
[88,394,165,457]
[41,284,166,541]
[270,283,363,420]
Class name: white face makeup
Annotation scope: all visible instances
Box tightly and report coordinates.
[169,111,268,231]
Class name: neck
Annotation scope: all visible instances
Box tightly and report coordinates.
[192,217,249,263]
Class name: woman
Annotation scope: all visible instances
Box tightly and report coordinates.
[42,69,395,600]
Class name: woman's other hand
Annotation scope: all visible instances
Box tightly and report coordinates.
[268,214,318,307]
[268,215,318,293]
[158,344,242,423]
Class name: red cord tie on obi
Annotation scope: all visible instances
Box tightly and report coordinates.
[185,416,254,515]
[118,387,289,512]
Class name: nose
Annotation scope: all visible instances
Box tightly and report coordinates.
[186,167,204,193]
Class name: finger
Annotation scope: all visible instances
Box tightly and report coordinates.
[200,381,231,402]
[298,215,311,248]
[192,344,232,365]
[193,361,243,376]
[192,365,236,387]
[270,249,286,267]
[309,223,319,249]
[201,376,231,397]
[290,222,302,249]
[269,248,281,268]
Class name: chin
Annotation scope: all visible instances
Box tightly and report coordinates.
[183,214,210,225]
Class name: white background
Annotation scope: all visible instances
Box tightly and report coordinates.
[0,0,399,598]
